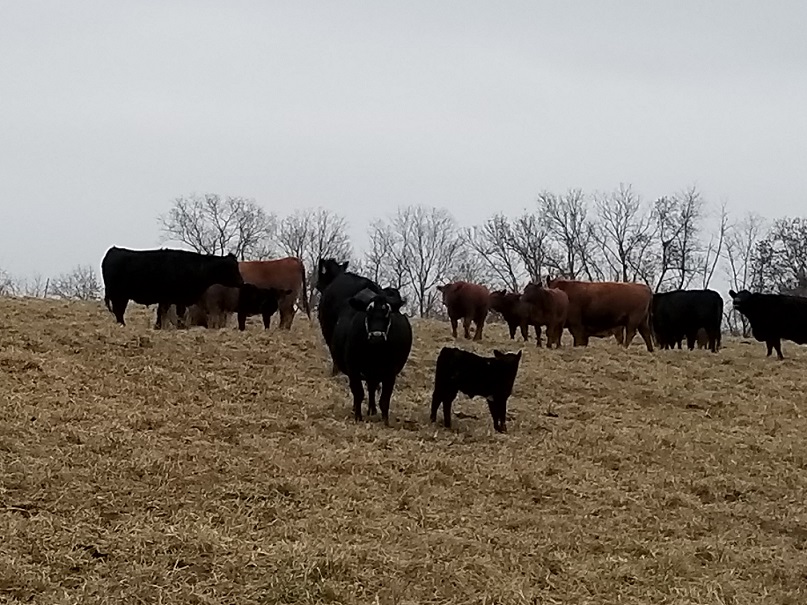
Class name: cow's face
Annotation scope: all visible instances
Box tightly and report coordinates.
[350,293,403,343]
[729,289,752,311]
[316,258,349,293]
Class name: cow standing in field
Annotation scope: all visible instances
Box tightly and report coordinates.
[729,289,807,359]
[238,257,310,330]
[331,287,412,425]
[101,247,243,328]
[316,258,384,375]
[185,283,291,330]
[651,289,723,353]
[437,281,490,341]
[519,283,569,348]
[489,290,540,342]
[430,347,522,433]
[547,277,654,351]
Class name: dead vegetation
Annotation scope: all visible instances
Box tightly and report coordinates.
[1,296,807,604]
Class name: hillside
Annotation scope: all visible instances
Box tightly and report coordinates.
[1,297,806,604]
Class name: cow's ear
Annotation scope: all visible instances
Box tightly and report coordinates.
[515,350,523,361]
[340,261,349,271]
[729,290,737,298]
[348,296,367,312]
[436,285,445,292]
[493,349,503,359]
[390,298,405,313]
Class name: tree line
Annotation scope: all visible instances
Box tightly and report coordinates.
[2,186,805,335]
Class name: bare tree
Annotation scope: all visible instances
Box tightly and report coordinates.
[653,186,704,292]
[758,217,807,294]
[723,212,765,335]
[592,183,656,283]
[538,189,601,280]
[508,211,550,283]
[50,265,101,300]
[278,208,352,299]
[699,202,728,289]
[463,214,524,291]
[0,268,16,296]
[371,206,463,317]
[158,193,276,259]
[18,274,50,298]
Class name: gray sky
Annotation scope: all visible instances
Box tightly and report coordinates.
[2,1,806,279]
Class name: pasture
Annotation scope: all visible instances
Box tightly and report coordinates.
[1,296,806,604]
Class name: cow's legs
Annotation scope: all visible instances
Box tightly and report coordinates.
[473,315,486,341]
[430,390,443,425]
[432,389,457,428]
[378,377,396,426]
[261,310,273,329]
[367,380,379,416]
[154,302,172,329]
[535,325,543,347]
[637,320,654,352]
[110,298,128,325]
[462,317,473,339]
[349,375,365,421]
[278,305,294,330]
[771,339,784,360]
[175,304,187,329]
[238,312,248,331]
[450,317,459,339]
[507,321,517,340]
[520,321,529,341]
[570,325,587,346]
[686,332,696,350]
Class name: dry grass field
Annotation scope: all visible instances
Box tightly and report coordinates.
[1,296,807,604]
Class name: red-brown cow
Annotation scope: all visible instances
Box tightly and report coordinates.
[489,290,540,342]
[437,281,490,341]
[238,257,310,329]
[547,277,654,351]
[520,283,569,348]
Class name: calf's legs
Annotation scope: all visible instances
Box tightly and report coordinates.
[430,388,458,429]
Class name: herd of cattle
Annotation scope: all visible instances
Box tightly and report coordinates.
[99,245,807,432]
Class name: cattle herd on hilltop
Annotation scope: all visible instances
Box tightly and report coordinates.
[99,245,807,432]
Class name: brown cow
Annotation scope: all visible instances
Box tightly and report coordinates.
[520,283,569,348]
[186,284,291,330]
[437,281,490,341]
[489,290,540,342]
[238,257,310,329]
[547,277,654,351]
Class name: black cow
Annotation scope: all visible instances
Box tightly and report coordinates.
[101,246,243,328]
[651,289,723,353]
[316,258,383,374]
[430,347,522,433]
[331,287,412,425]
[729,289,807,359]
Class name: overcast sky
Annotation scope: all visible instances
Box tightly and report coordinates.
[2,1,806,279]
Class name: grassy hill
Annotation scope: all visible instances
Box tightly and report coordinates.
[1,296,806,604]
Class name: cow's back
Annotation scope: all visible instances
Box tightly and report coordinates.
[445,282,490,316]
[239,258,304,291]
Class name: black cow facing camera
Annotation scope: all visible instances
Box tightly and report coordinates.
[331,287,413,425]
[430,347,523,433]
[729,288,807,359]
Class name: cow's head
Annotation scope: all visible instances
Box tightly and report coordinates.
[316,258,349,293]
[349,290,405,344]
[487,349,523,433]
[436,283,457,304]
[729,289,753,312]
[521,282,547,306]
[215,253,244,287]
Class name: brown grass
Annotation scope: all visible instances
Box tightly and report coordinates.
[1,296,807,604]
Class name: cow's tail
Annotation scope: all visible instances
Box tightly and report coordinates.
[300,260,312,318]
[104,292,113,314]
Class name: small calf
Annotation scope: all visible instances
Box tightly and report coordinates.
[430,347,522,433]
[236,284,292,330]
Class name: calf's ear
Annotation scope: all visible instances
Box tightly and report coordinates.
[436,285,445,292]
[493,349,503,359]
[728,290,737,298]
